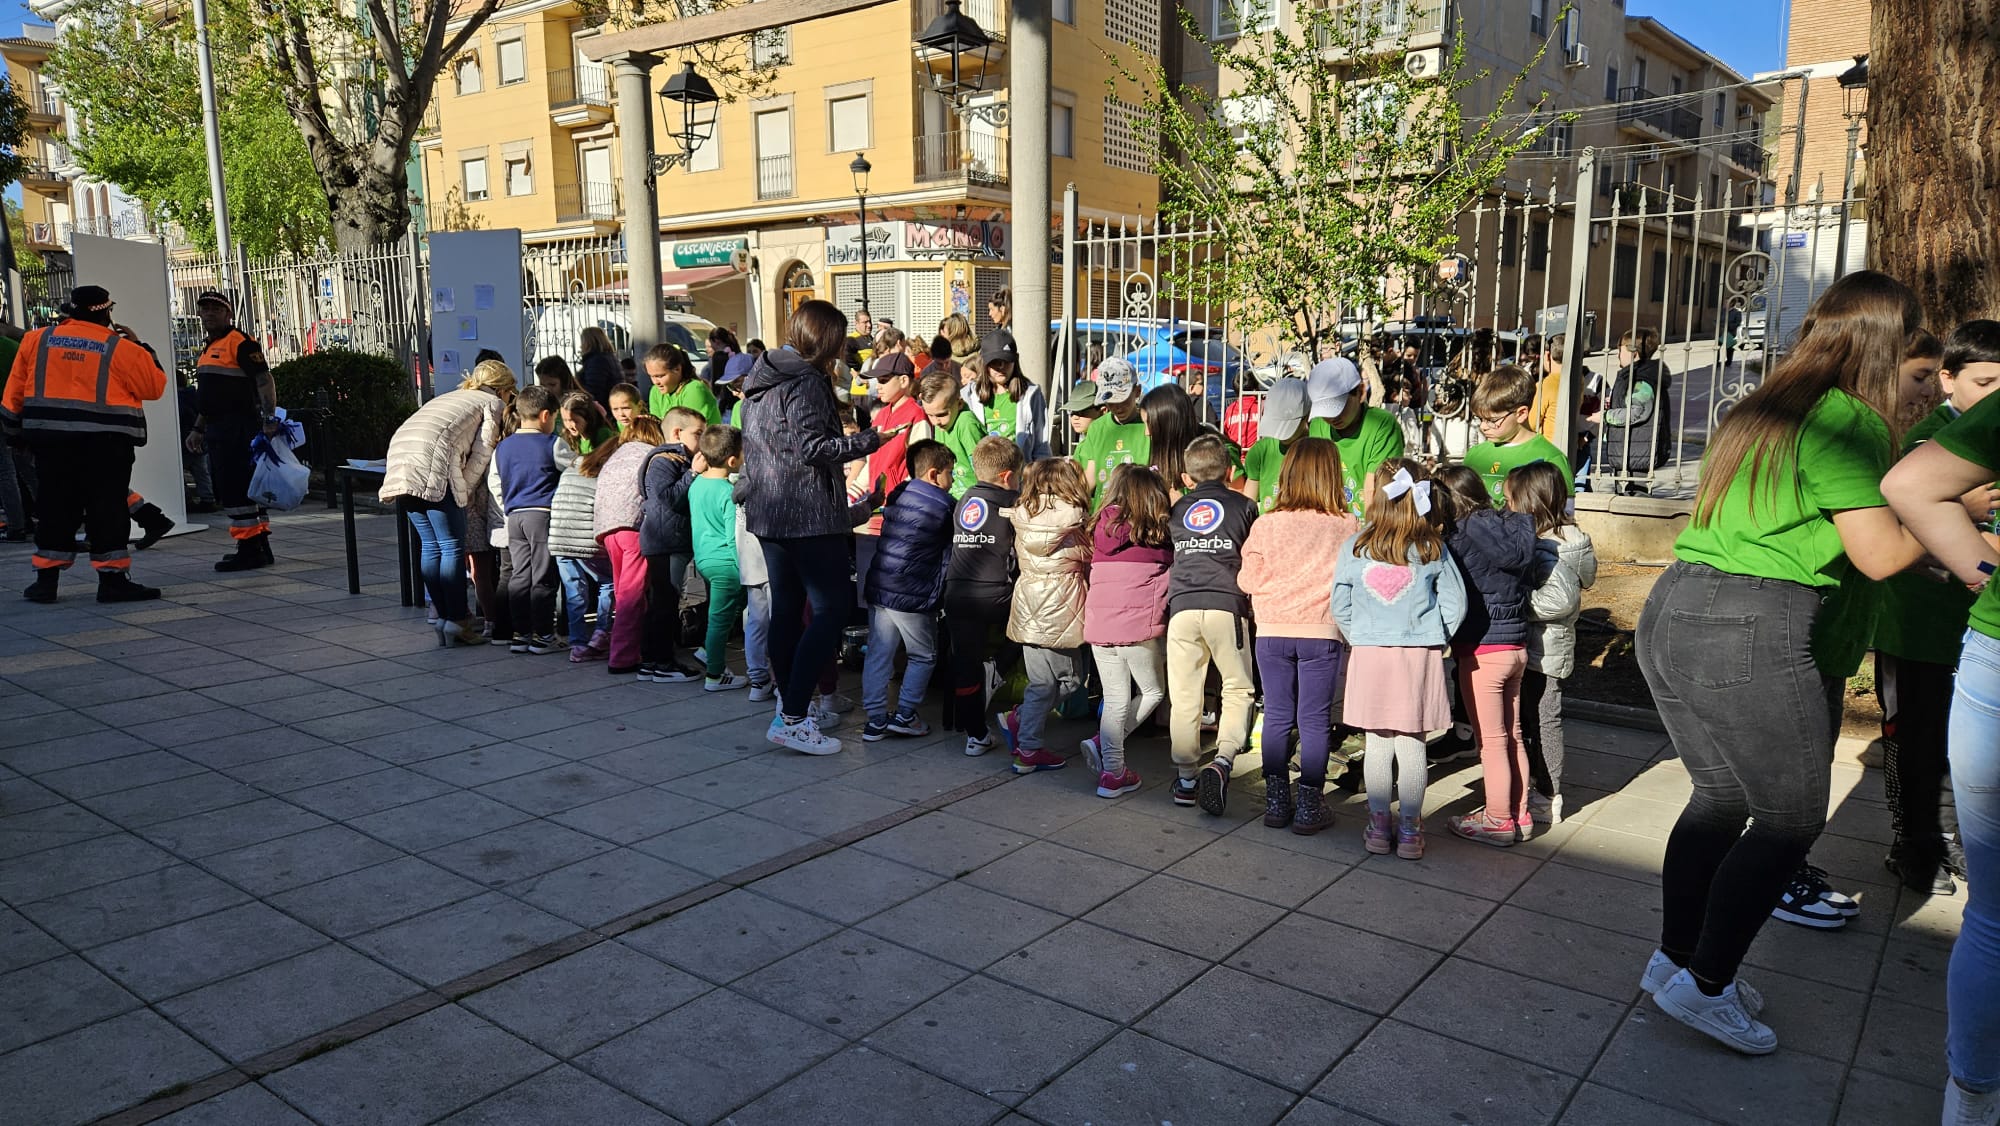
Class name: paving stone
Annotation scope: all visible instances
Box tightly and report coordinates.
[988,920,1207,1022]
[423,821,616,889]
[1300,867,1502,950]
[583,741,738,785]
[1875,937,1951,1013]
[1228,913,1440,1015]
[410,743,569,788]
[631,810,821,877]
[157,944,425,1062]
[348,791,532,853]
[474,763,643,818]
[1556,1083,1720,1126]
[78,771,267,829]
[0,772,63,813]
[460,942,710,1058]
[1085,873,1287,961]
[1835,1067,1947,1126]
[0,906,64,973]
[857,881,1067,971]
[140,797,330,858]
[965,839,1154,916]
[435,1065,677,1125]
[172,726,335,769]
[748,846,944,925]
[293,705,439,744]
[350,892,577,987]
[511,849,710,927]
[0,1009,227,1126]
[0,831,177,903]
[282,767,456,821]
[740,781,911,838]
[263,1005,553,1126]
[654,758,804,809]
[203,824,404,896]
[1050,804,1224,870]
[727,1044,1004,1126]
[1506,858,1665,942]
[153,1083,318,1126]
[1738,965,1868,1063]
[1137,965,1374,1093]
[948,774,1108,837]
[1458,905,1657,1003]
[738,928,967,1037]
[1277,1099,1383,1126]
[1317,1020,1576,1126]
[851,811,1035,879]
[1554,822,1673,884]
[1742,910,1889,988]
[547,787,724,845]
[345,721,503,764]
[620,889,842,984]
[83,902,326,1002]
[268,856,486,938]
[1594,1006,1850,1126]
[33,750,207,800]
[20,862,251,946]
[1393,957,1626,1077]
[1854,995,1949,1087]
[0,802,117,860]
[516,718,661,758]
[1163,834,1350,908]
[577,989,844,1124]
[1020,1029,1296,1126]
[226,747,398,794]
[833,753,1001,803]
[868,974,1116,1106]
[0,953,141,1053]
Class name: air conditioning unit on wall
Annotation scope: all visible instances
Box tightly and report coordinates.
[1403,48,1444,80]
[1565,42,1589,68]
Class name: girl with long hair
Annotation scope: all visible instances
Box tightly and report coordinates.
[1079,463,1174,798]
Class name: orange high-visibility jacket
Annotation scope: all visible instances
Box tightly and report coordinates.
[0,320,166,443]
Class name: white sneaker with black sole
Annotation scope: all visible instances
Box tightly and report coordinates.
[1771,872,1849,929]
[1651,967,1777,1055]
[1639,949,1765,1016]
[704,671,749,693]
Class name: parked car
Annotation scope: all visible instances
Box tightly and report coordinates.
[524,301,717,377]
[1049,318,1247,418]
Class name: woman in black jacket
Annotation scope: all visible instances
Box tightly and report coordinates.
[738,300,887,754]
[578,326,621,409]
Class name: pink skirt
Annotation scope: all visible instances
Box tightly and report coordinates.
[1342,645,1451,734]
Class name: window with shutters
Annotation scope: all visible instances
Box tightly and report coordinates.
[1613,243,1637,298]
[504,148,532,196]
[497,37,526,85]
[1051,93,1075,158]
[1529,0,1546,36]
[454,54,482,96]
[462,157,489,201]
[828,93,871,153]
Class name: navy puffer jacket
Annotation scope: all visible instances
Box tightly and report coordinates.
[863,478,955,613]
[1446,508,1545,649]
[736,347,881,540]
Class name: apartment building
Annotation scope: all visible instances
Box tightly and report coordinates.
[1771,0,1867,204]
[424,0,1161,341]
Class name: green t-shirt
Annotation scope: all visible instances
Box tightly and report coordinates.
[978,390,1017,441]
[1323,408,1407,517]
[1464,434,1575,508]
[1875,403,1978,665]
[575,426,616,456]
[648,379,721,425]
[933,408,988,499]
[1075,412,1151,509]
[688,474,738,575]
[1242,437,1288,513]
[730,400,743,429]
[1932,394,2000,644]
[1675,389,1892,590]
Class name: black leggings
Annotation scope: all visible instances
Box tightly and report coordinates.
[763,536,855,720]
[1879,653,1954,856]
[946,590,1013,740]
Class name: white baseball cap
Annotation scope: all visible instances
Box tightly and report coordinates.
[1307,358,1362,420]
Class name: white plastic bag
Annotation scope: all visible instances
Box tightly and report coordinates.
[249,433,311,511]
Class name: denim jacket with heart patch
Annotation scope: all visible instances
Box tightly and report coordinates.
[1329,536,1469,649]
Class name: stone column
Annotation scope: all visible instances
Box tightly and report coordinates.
[608,51,663,355]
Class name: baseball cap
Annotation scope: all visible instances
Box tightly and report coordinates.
[718,352,754,385]
[1259,378,1311,443]
[1093,357,1138,405]
[979,330,1019,367]
[868,353,916,381]
[1306,357,1362,420]
[68,285,113,315]
[194,290,234,315]
[1062,380,1099,413]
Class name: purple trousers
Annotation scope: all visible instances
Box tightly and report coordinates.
[1257,635,1344,786]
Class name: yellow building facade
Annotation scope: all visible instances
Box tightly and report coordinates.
[2,29,74,258]
[424,0,1161,344]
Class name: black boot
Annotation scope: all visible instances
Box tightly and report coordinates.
[131,503,175,550]
[1292,780,1333,836]
[1262,771,1293,828]
[215,533,273,572]
[97,571,161,603]
[1884,838,1956,896]
[22,567,58,604]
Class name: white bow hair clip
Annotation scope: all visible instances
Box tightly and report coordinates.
[1381,467,1432,516]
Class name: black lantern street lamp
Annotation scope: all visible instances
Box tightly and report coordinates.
[850,152,872,315]
[1834,54,1868,277]
[915,0,1008,127]
[647,61,719,182]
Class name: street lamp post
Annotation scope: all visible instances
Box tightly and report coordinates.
[1834,54,1869,278]
[608,56,717,357]
[649,62,721,182]
[850,152,872,316]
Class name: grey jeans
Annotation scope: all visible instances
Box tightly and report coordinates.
[1093,639,1165,774]
[1521,669,1565,797]
[1018,646,1080,751]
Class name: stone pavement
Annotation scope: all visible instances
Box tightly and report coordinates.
[0,509,1962,1126]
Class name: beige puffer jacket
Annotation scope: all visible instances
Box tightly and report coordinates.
[1006,499,1092,649]
[379,389,508,514]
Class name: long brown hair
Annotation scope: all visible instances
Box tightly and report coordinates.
[1353,458,1445,564]
[1095,463,1171,547]
[1018,457,1091,518]
[1692,270,1921,525]
[1433,463,1494,530]
[580,413,663,476]
[1272,437,1345,514]
[1504,460,1574,536]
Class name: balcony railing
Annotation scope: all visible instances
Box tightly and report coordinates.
[19,159,62,184]
[25,85,60,117]
[1729,140,1764,172]
[914,131,1008,186]
[548,66,611,108]
[1616,87,1702,141]
[417,101,441,137]
[756,153,794,200]
[1316,0,1447,50]
[555,182,621,222]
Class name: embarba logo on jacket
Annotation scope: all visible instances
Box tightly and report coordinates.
[1183,498,1225,533]
[958,497,989,531]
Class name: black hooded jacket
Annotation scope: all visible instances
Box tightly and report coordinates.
[735,346,881,540]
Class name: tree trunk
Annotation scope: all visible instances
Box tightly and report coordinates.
[1869,0,2000,328]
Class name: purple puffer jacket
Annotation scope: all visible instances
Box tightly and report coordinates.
[1082,505,1173,646]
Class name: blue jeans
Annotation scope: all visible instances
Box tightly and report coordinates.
[1949,629,2000,1093]
[862,606,938,722]
[762,535,855,720]
[404,497,468,622]
[557,556,613,646]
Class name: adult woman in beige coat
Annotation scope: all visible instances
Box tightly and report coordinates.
[381,360,515,645]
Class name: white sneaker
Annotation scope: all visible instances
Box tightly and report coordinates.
[1943,1078,2000,1126]
[704,671,749,693]
[1080,735,1103,775]
[768,714,842,755]
[693,646,708,665]
[1527,790,1563,827]
[1639,949,1764,1017]
[964,734,993,757]
[818,692,856,715]
[808,698,844,732]
[1651,968,1776,1055]
[747,679,776,702]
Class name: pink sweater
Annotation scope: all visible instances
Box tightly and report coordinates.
[1238,509,1360,640]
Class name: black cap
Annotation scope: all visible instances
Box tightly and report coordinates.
[980,330,1018,366]
[68,285,113,315]
[194,290,234,314]
[868,353,916,380]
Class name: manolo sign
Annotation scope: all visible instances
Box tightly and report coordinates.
[825,220,1010,265]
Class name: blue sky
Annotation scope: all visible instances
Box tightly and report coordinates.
[1625,0,1788,76]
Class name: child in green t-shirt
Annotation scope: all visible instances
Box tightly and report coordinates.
[688,424,751,692]
[916,370,988,498]
[644,343,721,424]
[1073,358,1150,509]
[1462,364,1574,507]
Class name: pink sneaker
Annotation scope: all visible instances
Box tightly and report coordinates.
[1011,747,1067,775]
[1096,768,1141,798]
[1448,810,1521,847]
[1397,819,1426,860]
[1364,810,1393,855]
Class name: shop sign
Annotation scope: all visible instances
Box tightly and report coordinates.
[669,237,747,268]
[824,220,1010,264]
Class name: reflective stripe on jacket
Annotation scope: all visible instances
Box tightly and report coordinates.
[0,322,165,442]
[195,327,261,417]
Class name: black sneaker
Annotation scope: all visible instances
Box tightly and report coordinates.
[1197,760,1229,816]
[1885,845,1957,896]
[1943,836,1970,880]
[634,664,657,682]
[862,718,891,743]
[886,710,931,737]
[96,573,161,603]
[1770,873,1849,929]
[1800,862,1861,917]
[1170,778,1199,806]
[1427,729,1477,765]
[651,662,702,684]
